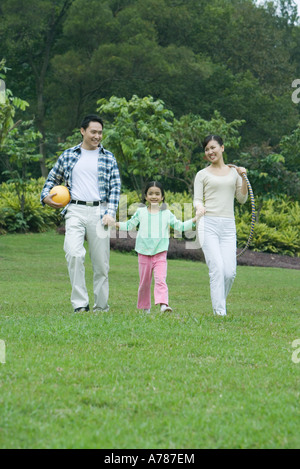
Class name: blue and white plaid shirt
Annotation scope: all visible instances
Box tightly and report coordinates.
[41,143,121,217]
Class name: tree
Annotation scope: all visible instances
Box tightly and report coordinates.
[279,123,300,172]
[0,61,42,227]
[233,144,300,226]
[97,95,176,195]
[48,0,213,135]
[1,121,42,225]
[46,0,299,148]
[1,0,300,168]
[162,111,245,194]
[0,0,74,177]
[0,59,29,149]
[97,95,246,195]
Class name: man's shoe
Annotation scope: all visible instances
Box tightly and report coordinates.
[93,307,109,313]
[74,305,90,313]
[214,310,226,316]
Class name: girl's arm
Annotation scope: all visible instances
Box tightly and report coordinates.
[116,209,140,231]
[193,211,205,222]
[168,211,196,233]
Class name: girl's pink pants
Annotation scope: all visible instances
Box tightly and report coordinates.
[137,251,169,309]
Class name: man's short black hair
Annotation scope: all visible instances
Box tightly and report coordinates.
[80,114,104,130]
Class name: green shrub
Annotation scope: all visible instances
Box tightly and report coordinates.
[235,197,300,257]
[0,178,61,233]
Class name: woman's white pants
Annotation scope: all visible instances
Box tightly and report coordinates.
[198,216,237,316]
[63,204,110,311]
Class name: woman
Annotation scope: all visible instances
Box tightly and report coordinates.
[194,135,248,316]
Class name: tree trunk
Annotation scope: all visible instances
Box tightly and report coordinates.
[39,141,48,178]
[37,82,48,177]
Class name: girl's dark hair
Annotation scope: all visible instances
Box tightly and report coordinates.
[202,134,224,149]
[143,181,167,210]
[80,114,104,130]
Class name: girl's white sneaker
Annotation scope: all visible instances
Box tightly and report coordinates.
[160,304,173,313]
[143,309,151,314]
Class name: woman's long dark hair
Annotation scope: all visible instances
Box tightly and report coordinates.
[202,134,224,149]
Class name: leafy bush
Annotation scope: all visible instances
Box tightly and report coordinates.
[0,178,61,233]
[235,197,300,257]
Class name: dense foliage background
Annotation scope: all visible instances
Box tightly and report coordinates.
[0,0,299,254]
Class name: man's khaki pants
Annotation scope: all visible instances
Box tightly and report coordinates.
[64,203,110,311]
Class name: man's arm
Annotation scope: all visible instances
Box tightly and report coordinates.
[40,154,65,208]
[103,159,121,225]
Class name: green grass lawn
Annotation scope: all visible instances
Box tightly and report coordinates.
[0,231,299,449]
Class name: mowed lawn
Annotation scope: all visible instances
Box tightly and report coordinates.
[0,231,299,449]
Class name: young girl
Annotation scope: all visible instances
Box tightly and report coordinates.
[116,181,201,313]
[194,135,248,317]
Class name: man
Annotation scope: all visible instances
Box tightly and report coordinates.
[41,114,121,313]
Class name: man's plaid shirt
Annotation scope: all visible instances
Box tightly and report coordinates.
[41,143,121,217]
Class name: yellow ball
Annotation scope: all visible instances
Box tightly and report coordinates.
[49,185,71,206]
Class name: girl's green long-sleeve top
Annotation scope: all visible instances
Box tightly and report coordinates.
[118,206,195,256]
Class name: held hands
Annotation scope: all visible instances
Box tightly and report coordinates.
[193,205,206,222]
[102,214,115,229]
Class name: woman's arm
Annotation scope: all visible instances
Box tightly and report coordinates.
[230,166,248,203]
[193,171,206,216]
